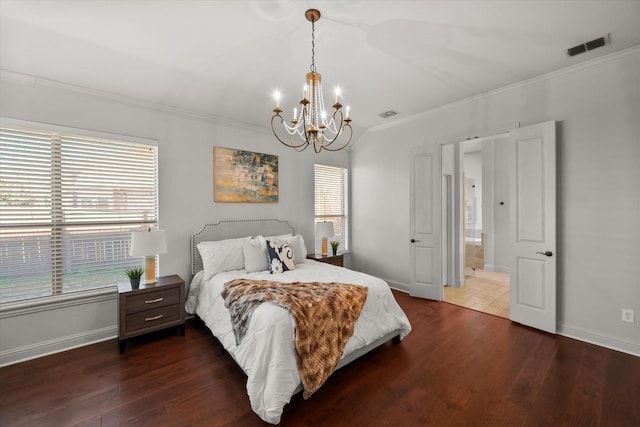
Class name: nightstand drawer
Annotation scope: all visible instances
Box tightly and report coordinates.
[126,304,181,333]
[321,257,342,266]
[125,288,180,314]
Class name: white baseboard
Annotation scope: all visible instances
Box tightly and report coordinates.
[558,324,639,357]
[384,277,638,357]
[385,279,410,293]
[0,325,117,367]
[484,264,510,274]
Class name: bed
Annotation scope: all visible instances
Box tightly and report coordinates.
[185,219,411,424]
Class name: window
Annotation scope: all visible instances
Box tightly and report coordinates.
[314,164,348,253]
[0,120,158,303]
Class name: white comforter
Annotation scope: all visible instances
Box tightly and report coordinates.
[185,260,411,424]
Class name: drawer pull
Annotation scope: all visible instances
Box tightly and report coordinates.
[145,314,164,322]
[145,297,164,304]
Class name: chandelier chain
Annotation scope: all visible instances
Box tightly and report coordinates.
[310,19,316,72]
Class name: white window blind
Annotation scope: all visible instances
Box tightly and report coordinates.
[314,164,348,253]
[0,123,158,303]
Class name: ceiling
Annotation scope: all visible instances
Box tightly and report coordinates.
[2,1,639,138]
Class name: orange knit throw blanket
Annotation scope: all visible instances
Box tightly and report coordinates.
[221,278,368,399]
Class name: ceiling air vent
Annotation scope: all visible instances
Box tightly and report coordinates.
[378,110,398,119]
[567,34,610,57]
[567,44,586,57]
[585,36,606,51]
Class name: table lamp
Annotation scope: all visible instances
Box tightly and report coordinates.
[130,229,167,284]
[316,221,335,257]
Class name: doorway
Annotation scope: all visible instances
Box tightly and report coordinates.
[442,135,511,318]
[413,121,556,332]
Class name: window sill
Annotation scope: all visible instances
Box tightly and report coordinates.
[0,287,118,318]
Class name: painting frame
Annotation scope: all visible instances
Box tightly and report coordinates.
[213,147,279,203]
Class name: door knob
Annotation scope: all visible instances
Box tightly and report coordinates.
[410,239,420,243]
[536,251,553,257]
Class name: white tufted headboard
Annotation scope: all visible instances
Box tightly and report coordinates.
[190,219,295,275]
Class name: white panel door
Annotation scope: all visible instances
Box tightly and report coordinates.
[508,121,556,333]
[410,145,442,300]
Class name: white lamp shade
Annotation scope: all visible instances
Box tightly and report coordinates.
[316,221,334,239]
[130,229,168,257]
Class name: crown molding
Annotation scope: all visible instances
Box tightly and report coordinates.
[368,44,640,133]
[3,44,638,138]
[0,69,272,135]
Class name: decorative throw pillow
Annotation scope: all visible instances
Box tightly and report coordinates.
[243,236,269,273]
[266,239,296,274]
[267,233,307,264]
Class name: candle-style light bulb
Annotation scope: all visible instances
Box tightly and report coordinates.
[293,107,297,120]
[274,91,281,109]
[335,87,341,104]
[303,85,308,100]
[346,106,350,119]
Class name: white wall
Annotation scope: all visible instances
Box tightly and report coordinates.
[0,72,350,365]
[351,48,640,355]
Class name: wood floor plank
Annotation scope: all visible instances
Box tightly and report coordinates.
[1,290,638,426]
[562,343,608,426]
[600,348,640,426]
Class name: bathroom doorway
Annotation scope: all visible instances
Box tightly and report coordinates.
[442,135,511,318]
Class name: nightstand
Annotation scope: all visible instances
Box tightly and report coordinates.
[306,253,344,267]
[117,274,185,354]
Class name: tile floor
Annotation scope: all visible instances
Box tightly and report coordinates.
[443,269,510,319]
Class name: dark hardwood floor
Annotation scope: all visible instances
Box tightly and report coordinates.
[1,290,638,426]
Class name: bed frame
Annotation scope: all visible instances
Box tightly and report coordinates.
[190,219,401,393]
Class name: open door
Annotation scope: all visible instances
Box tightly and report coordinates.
[508,121,556,333]
[409,145,442,300]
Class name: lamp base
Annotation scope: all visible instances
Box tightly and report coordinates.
[321,237,328,257]
[144,256,157,284]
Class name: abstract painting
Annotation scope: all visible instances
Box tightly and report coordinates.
[213,147,279,203]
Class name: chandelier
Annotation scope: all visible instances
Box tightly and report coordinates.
[271,9,353,153]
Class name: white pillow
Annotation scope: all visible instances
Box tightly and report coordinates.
[267,233,307,264]
[243,235,269,273]
[292,234,307,263]
[266,233,292,241]
[197,237,248,280]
